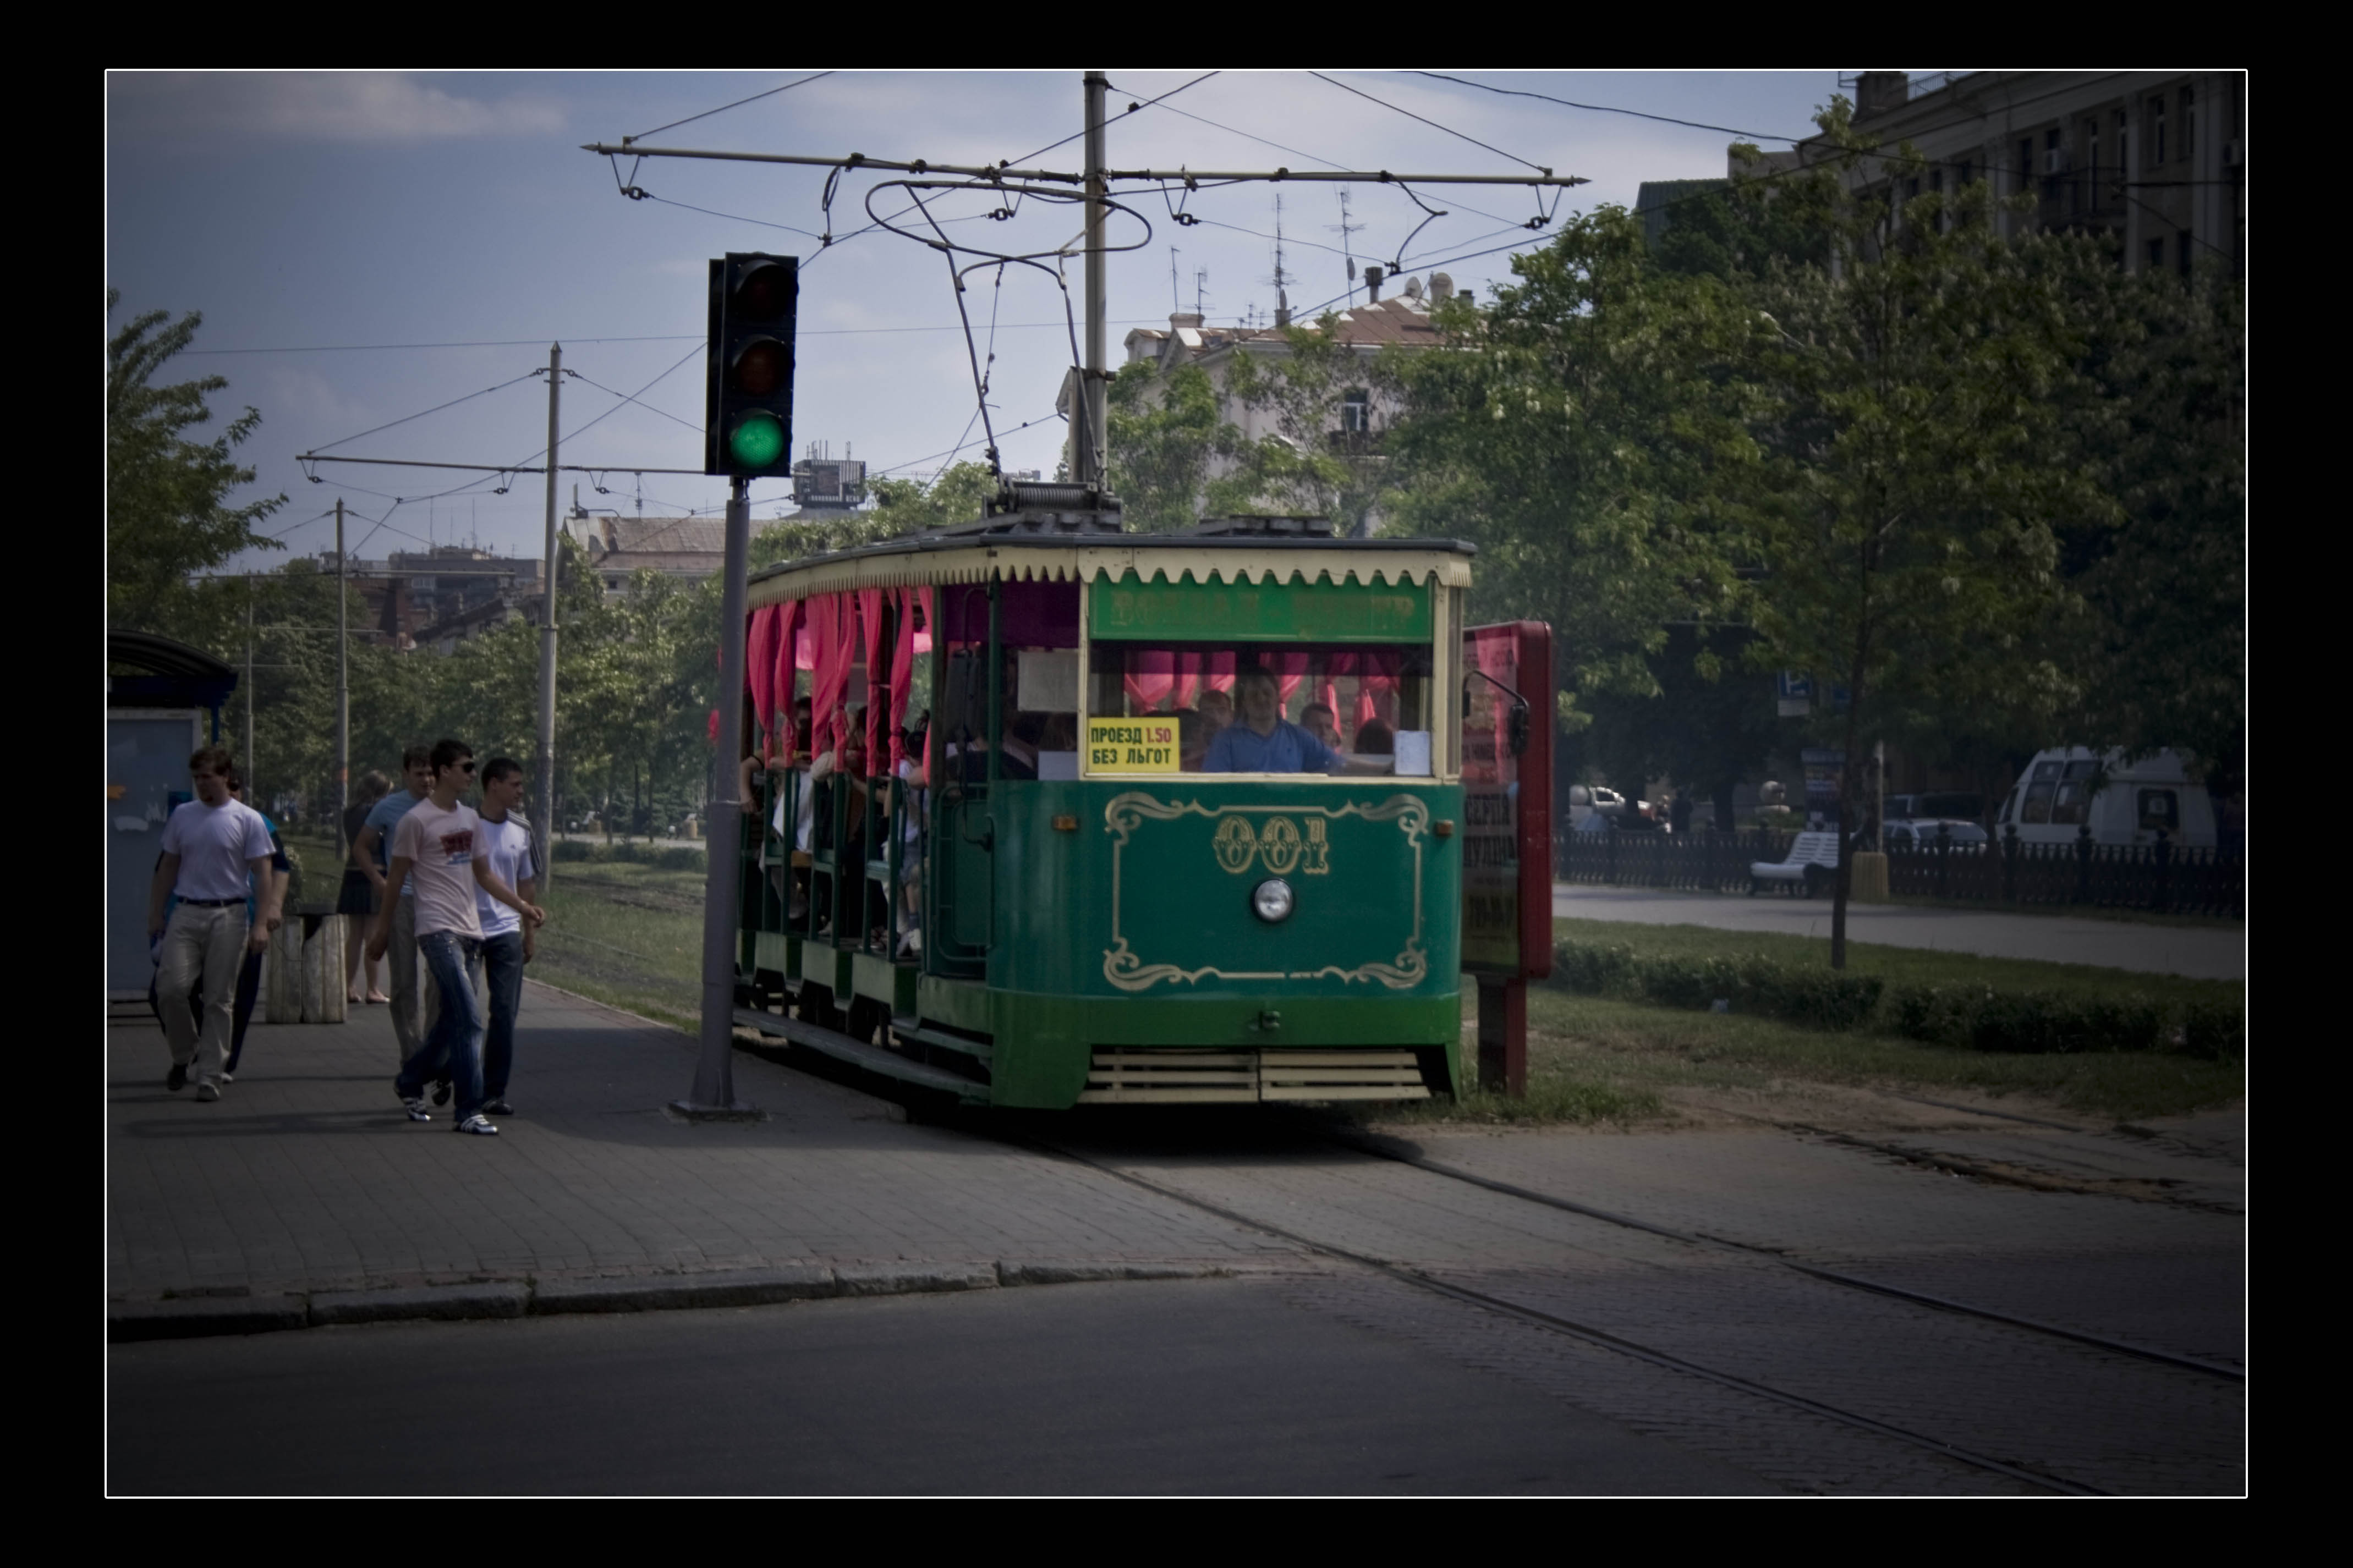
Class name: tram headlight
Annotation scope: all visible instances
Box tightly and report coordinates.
[1252,877,1295,923]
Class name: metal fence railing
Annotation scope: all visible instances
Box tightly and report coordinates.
[1556,826,2244,918]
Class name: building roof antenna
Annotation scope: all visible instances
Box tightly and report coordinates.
[1330,185,1365,306]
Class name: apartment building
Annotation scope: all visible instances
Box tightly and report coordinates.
[1828,70,2243,275]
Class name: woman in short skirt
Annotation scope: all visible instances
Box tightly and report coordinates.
[339,771,391,1003]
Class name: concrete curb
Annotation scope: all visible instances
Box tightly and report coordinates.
[108,1259,1228,1344]
[534,1264,835,1315]
[107,1294,308,1341]
[310,1283,531,1326]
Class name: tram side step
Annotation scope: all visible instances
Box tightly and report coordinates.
[1077,1049,1429,1104]
[732,1008,984,1099]
[890,1019,994,1064]
[1260,1049,1429,1102]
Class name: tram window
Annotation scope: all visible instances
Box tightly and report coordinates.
[1086,642,1433,776]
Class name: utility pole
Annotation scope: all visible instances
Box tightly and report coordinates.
[1080,70,1109,490]
[681,474,755,1116]
[336,497,350,855]
[534,343,562,884]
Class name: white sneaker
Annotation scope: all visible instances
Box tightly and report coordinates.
[453,1114,500,1136]
[195,1081,221,1103]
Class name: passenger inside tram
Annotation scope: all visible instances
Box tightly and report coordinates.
[1204,666,1343,774]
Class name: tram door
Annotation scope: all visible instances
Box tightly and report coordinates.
[929,643,993,976]
[1460,621,1554,1091]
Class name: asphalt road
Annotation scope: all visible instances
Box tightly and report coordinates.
[107,1279,1771,1496]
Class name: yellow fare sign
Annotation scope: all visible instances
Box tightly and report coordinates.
[1087,717,1179,773]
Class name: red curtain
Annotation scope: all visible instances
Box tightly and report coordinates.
[859,588,887,777]
[809,595,852,763]
[771,598,802,760]
[747,604,780,742]
[888,588,918,775]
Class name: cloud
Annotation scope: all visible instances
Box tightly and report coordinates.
[112,73,567,143]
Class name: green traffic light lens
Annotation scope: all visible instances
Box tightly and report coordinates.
[729,411,786,470]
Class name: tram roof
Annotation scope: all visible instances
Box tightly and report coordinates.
[747,511,1477,606]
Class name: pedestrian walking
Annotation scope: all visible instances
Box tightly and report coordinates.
[220,770,290,1081]
[146,745,281,1102]
[468,757,539,1118]
[353,746,437,1064]
[368,739,544,1135]
[339,770,391,1004]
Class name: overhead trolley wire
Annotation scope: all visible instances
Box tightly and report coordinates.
[1307,70,1553,175]
[625,71,837,145]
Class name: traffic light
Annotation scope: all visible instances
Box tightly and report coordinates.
[705,252,798,479]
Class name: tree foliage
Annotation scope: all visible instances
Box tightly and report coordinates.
[107,288,286,630]
[1382,208,1759,733]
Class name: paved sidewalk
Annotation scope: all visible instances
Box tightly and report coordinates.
[1553,885,2245,979]
[107,983,1295,1305]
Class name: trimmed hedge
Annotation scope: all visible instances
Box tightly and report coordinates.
[1550,940,1883,1033]
[1550,939,2243,1059]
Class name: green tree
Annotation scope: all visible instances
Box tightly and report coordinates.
[107,289,286,630]
[1106,362,1241,532]
[1382,208,1759,739]
[1734,106,2119,964]
[2045,261,2245,793]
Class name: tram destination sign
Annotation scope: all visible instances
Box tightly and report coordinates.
[1091,573,1430,643]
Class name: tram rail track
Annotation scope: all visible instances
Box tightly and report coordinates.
[739,1020,2240,1493]
[1023,1134,2111,1498]
[1324,1129,2246,1383]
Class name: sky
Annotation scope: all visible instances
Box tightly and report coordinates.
[106,69,1862,573]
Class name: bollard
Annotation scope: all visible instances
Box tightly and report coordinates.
[266,920,304,1023]
[302,909,347,1023]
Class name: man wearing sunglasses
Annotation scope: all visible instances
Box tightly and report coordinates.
[369,739,544,1136]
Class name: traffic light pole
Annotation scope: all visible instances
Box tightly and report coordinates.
[677,473,758,1119]
[534,343,562,888]
[336,497,349,854]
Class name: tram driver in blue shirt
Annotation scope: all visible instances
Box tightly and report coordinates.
[1204,665,1346,774]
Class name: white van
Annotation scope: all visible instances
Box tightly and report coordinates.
[1994,748,2217,849]
[1566,783,1625,830]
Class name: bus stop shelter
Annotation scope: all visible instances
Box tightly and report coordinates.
[108,631,234,1003]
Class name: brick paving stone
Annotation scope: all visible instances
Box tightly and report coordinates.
[108,983,1295,1305]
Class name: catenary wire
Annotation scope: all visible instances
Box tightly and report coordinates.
[306,372,545,453]
[627,71,836,145]
[1307,70,1551,174]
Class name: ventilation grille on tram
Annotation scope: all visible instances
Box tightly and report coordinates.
[1078,1049,1430,1104]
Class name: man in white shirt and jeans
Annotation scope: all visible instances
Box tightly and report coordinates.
[147,745,282,1102]
[469,757,539,1118]
[368,739,544,1135]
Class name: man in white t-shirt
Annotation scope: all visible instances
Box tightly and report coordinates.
[147,745,282,1102]
[367,739,545,1135]
[467,757,540,1118]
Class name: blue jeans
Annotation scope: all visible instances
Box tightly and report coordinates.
[396,931,485,1120]
[470,930,526,1101]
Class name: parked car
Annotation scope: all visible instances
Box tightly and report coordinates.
[1884,818,1990,853]
[1884,791,1984,825]
[1993,748,2218,850]
[1566,783,1626,830]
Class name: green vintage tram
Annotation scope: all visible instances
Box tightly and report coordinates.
[730,481,1534,1108]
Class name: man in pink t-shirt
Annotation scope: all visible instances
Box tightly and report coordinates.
[368,739,544,1135]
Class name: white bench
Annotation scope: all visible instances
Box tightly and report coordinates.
[1749,830,1841,896]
